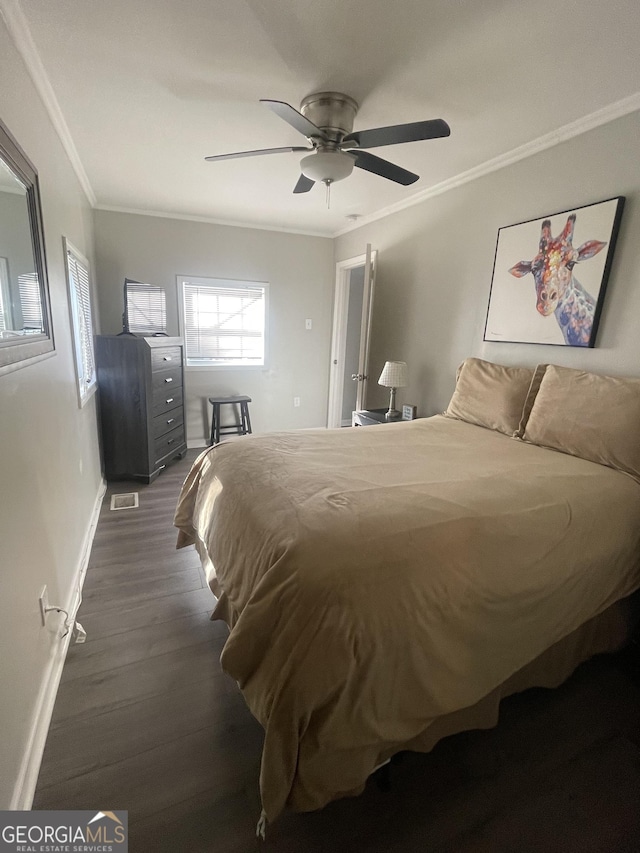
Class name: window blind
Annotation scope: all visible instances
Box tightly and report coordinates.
[126,283,167,335]
[182,280,265,365]
[0,283,6,332]
[18,272,44,331]
[66,248,96,400]
[0,257,9,333]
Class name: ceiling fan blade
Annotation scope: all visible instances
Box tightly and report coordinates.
[293,174,315,194]
[205,146,311,162]
[261,99,328,141]
[343,119,450,149]
[351,150,419,185]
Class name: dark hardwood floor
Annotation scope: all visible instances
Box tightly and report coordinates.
[34,450,640,851]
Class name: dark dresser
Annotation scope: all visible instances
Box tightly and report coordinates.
[96,335,187,483]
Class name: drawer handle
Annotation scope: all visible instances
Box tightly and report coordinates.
[167,418,175,424]
[165,397,174,404]
[163,355,172,361]
[164,377,173,383]
[167,438,175,445]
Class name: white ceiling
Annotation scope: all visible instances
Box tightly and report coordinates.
[9,0,640,236]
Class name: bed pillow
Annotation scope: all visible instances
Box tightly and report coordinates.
[445,358,541,437]
[518,363,548,436]
[523,364,640,480]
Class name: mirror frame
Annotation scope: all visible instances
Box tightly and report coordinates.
[0,118,54,374]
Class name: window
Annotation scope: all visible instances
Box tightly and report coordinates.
[17,272,44,331]
[64,238,96,406]
[125,280,167,335]
[0,257,9,333]
[179,276,267,367]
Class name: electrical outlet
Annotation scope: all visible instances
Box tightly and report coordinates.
[39,585,49,626]
[293,396,301,408]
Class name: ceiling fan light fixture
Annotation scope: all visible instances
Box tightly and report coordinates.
[300,150,355,185]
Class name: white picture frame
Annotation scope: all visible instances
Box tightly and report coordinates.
[402,404,417,421]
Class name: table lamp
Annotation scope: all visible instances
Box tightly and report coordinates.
[378,361,408,420]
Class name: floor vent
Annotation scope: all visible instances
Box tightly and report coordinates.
[110,492,139,511]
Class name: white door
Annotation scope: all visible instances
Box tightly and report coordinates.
[327,245,376,428]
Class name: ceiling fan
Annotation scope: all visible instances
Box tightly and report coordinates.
[205,92,450,194]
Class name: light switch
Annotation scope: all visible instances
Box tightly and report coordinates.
[305,318,312,330]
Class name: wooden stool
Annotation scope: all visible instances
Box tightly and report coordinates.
[208,395,252,445]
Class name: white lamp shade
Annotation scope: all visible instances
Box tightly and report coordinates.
[300,150,356,184]
[378,361,408,388]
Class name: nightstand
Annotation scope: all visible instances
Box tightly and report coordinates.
[352,408,404,426]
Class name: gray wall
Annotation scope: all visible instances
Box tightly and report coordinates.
[0,19,103,806]
[94,210,335,444]
[335,111,640,417]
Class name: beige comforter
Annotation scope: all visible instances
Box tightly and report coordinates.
[174,415,640,820]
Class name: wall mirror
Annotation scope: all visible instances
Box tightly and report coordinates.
[0,119,54,374]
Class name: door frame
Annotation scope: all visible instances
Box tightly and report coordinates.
[327,247,376,428]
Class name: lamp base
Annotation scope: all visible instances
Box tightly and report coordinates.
[385,386,400,420]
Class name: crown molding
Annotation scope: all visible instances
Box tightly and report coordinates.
[333,92,640,237]
[0,0,96,206]
[95,204,332,239]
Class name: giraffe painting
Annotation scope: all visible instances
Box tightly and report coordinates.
[483,198,624,347]
[508,214,606,347]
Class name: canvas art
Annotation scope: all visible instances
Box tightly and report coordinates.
[484,197,624,347]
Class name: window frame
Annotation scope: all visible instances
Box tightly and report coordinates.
[177,274,269,370]
[63,237,97,407]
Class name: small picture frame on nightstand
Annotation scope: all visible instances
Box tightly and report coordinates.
[402,404,417,421]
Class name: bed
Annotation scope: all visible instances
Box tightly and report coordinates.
[174,359,640,825]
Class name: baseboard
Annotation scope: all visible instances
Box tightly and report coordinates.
[10,478,107,810]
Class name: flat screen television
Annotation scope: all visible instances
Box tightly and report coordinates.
[120,278,167,336]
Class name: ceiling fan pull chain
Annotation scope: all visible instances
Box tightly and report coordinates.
[326,181,331,209]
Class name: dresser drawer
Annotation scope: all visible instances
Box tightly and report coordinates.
[154,424,185,464]
[151,346,182,369]
[152,385,183,417]
[151,365,183,394]
[153,408,184,439]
